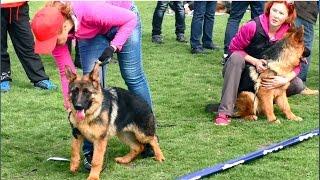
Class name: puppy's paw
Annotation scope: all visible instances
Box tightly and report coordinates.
[87,175,99,180]
[288,116,303,122]
[115,157,131,164]
[244,115,258,121]
[70,164,79,174]
[154,153,165,162]
[268,119,281,124]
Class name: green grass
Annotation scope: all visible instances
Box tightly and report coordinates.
[1,2,319,180]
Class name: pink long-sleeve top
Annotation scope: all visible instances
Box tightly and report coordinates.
[52,1,137,110]
[228,14,301,75]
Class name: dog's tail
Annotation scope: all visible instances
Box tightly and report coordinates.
[235,91,258,121]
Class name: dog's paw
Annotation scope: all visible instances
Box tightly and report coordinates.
[154,154,165,162]
[268,119,281,124]
[70,166,79,174]
[115,157,131,164]
[87,175,99,180]
[288,116,303,122]
[244,115,258,121]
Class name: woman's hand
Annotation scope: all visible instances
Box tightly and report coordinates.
[261,75,289,89]
[254,59,268,73]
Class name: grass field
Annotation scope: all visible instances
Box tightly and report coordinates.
[1,2,319,180]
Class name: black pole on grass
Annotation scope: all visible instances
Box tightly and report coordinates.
[177,128,319,180]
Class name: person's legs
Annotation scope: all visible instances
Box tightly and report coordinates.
[78,35,107,78]
[218,53,246,116]
[1,7,11,85]
[249,1,265,19]
[202,1,217,48]
[8,3,51,84]
[151,1,169,36]
[173,1,185,36]
[74,41,81,69]
[117,9,153,108]
[67,39,81,69]
[190,1,206,50]
[223,2,248,54]
[286,77,304,97]
[295,17,314,83]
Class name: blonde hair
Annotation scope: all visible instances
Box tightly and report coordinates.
[45,1,72,19]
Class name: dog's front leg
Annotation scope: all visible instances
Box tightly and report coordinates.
[70,136,83,173]
[87,138,107,180]
[275,93,302,121]
[259,92,279,123]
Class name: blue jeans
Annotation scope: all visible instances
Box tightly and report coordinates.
[78,6,153,155]
[223,1,264,54]
[152,1,185,36]
[295,17,314,83]
[190,1,217,49]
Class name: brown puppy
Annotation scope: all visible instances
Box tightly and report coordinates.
[235,26,306,123]
[66,62,164,180]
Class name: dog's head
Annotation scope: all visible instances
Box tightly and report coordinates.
[65,62,103,121]
[285,26,306,64]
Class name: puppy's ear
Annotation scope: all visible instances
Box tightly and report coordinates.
[294,25,304,43]
[65,65,76,82]
[89,61,101,87]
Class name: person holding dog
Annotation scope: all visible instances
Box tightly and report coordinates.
[214,1,305,125]
[31,1,155,171]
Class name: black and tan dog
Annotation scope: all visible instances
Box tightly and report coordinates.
[235,26,308,124]
[65,62,164,180]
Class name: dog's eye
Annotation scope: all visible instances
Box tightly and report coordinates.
[82,88,90,94]
[71,87,79,92]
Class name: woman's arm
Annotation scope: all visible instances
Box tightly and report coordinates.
[52,44,76,110]
[261,65,301,89]
[228,20,257,57]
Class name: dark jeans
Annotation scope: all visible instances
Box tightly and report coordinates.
[190,1,217,49]
[67,40,81,69]
[223,1,265,54]
[1,3,49,83]
[295,17,314,83]
[152,1,185,36]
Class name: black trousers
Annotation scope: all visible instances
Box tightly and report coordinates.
[151,1,185,36]
[1,3,49,83]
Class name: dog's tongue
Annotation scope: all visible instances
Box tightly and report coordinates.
[76,110,85,121]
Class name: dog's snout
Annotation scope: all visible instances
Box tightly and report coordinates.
[74,104,84,110]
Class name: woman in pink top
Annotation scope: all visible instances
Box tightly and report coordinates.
[214,1,305,126]
[31,1,155,170]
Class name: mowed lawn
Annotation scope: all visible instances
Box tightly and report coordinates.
[1,2,319,180]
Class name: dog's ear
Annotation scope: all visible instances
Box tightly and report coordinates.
[294,25,304,43]
[89,61,101,87]
[65,65,77,82]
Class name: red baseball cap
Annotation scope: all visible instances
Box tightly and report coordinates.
[31,7,64,54]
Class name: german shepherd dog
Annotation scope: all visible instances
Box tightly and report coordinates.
[235,26,308,124]
[65,62,165,180]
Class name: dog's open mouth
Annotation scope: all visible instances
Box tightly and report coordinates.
[75,110,85,121]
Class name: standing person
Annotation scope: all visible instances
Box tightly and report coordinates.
[295,1,319,95]
[151,1,187,44]
[214,1,304,125]
[183,1,194,16]
[222,1,265,63]
[0,1,56,92]
[31,1,155,171]
[190,1,218,54]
